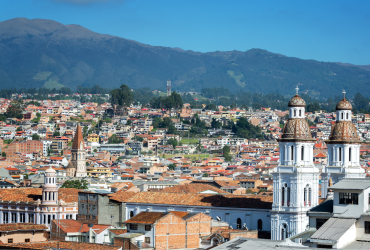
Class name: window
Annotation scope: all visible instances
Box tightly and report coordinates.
[236,218,242,229]
[346,113,349,120]
[281,186,285,206]
[258,219,263,231]
[145,237,151,243]
[365,221,370,234]
[341,113,344,120]
[82,204,84,209]
[25,239,30,243]
[130,211,134,218]
[294,109,296,116]
[8,239,13,243]
[339,147,342,162]
[301,146,304,161]
[349,147,352,162]
[145,225,152,231]
[339,193,358,205]
[287,187,291,206]
[291,146,294,161]
[299,110,301,117]
[129,224,138,230]
[316,218,327,230]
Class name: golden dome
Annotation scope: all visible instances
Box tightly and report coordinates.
[288,95,306,107]
[281,118,313,140]
[336,98,352,110]
[328,121,359,142]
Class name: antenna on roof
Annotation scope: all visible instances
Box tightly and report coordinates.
[295,86,299,95]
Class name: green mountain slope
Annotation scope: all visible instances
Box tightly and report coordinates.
[0,18,369,98]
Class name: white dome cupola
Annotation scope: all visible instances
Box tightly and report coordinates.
[42,166,58,205]
[336,90,352,122]
[288,86,306,119]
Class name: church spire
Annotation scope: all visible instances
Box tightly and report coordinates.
[72,125,84,149]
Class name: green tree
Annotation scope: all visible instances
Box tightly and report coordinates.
[16,126,22,131]
[168,163,176,170]
[93,149,97,152]
[202,173,209,177]
[53,131,60,137]
[31,134,40,140]
[167,138,178,148]
[60,180,88,189]
[127,119,132,126]
[1,152,6,157]
[110,84,134,114]
[223,145,232,162]
[108,134,123,144]
[211,118,222,129]
[167,125,176,134]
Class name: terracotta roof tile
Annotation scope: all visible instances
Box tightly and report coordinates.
[1,241,120,250]
[0,188,79,203]
[125,212,166,224]
[160,184,227,194]
[0,223,48,232]
[125,192,272,209]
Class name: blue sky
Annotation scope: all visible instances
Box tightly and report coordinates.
[1,0,370,65]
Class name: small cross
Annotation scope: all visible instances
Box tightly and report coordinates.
[295,86,299,95]
[342,90,346,99]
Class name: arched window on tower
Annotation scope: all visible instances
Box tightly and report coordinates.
[287,186,291,206]
[236,218,242,229]
[304,187,307,206]
[294,109,296,117]
[281,224,288,240]
[281,186,285,206]
[339,147,342,162]
[299,109,302,117]
[258,219,263,231]
[301,146,304,161]
[291,146,294,161]
[308,187,312,206]
[341,113,344,120]
[346,113,349,120]
[349,147,352,162]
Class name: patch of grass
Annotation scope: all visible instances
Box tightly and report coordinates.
[43,79,64,89]
[227,70,246,88]
[180,138,199,144]
[33,71,52,81]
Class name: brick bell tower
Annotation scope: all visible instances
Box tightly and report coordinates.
[70,125,87,177]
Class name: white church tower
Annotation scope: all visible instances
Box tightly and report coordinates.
[321,90,365,198]
[271,87,320,240]
[42,167,58,205]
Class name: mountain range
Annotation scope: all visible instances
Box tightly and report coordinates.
[0,17,370,98]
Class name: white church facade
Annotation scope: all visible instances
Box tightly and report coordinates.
[271,88,320,240]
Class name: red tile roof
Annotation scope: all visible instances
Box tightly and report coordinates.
[0,223,48,232]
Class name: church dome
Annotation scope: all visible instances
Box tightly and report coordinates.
[336,98,352,110]
[281,118,312,140]
[288,95,306,107]
[328,121,359,142]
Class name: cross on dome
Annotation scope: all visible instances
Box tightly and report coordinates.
[295,86,299,95]
[342,90,346,99]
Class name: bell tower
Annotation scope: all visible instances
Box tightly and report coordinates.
[321,90,365,198]
[271,87,320,240]
[72,125,87,177]
[42,167,58,205]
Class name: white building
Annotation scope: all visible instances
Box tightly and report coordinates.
[321,91,365,199]
[309,178,370,249]
[271,87,320,240]
[124,192,271,232]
